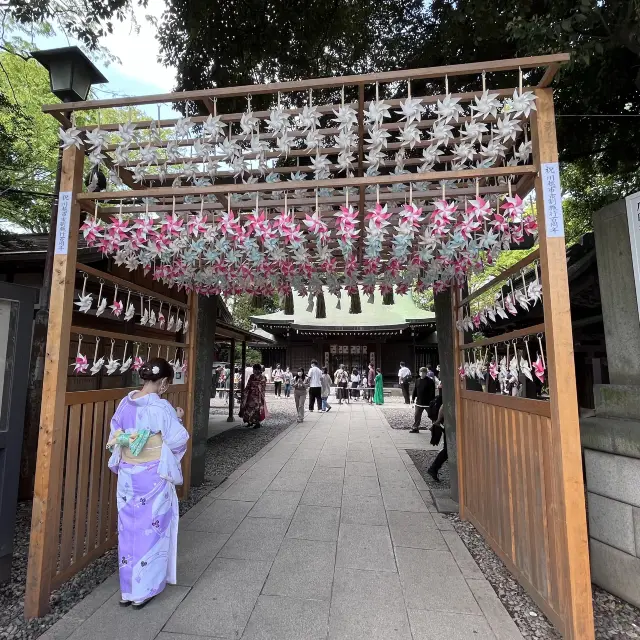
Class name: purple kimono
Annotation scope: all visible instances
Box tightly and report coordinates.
[108,392,189,603]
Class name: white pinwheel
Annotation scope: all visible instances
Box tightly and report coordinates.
[118,121,137,144]
[240,110,259,138]
[493,115,522,142]
[59,127,82,150]
[140,143,158,166]
[113,145,129,166]
[105,358,121,375]
[332,104,358,131]
[87,148,105,168]
[220,137,241,162]
[85,127,108,150]
[166,140,181,163]
[429,121,455,146]
[503,89,537,118]
[460,120,488,144]
[398,122,421,149]
[470,90,502,120]
[395,97,424,124]
[175,116,192,139]
[365,127,391,150]
[120,356,133,374]
[365,148,386,171]
[514,140,533,163]
[434,95,465,123]
[453,142,475,163]
[422,145,444,165]
[95,296,107,317]
[90,357,105,376]
[480,138,507,163]
[108,168,124,188]
[336,151,355,174]
[299,104,321,131]
[267,106,289,134]
[124,302,136,321]
[335,129,357,153]
[75,293,93,313]
[203,113,225,140]
[311,154,331,180]
[365,100,391,125]
[528,280,543,304]
[305,128,324,152]
[275,131,294,157]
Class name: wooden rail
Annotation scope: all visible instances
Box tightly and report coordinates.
[77,264,188,309]
[459,323,546,350]
[71,326,187,349]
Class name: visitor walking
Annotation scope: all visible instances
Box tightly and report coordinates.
[320,367,332,412]
[272,363,284,397]
[428,400,447,482]
[398,361,412,404]
[373,367,384,405]
[239,364,268,429]
[293,368,308,422]
[349,368,360,400]
[106,358,189,609]
[283,367,293,398]
[334,364,349,405]
[307,359,323,411]
[409,367,436,433]
[366,363,375,404]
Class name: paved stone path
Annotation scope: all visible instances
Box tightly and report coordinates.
[42,403,523,640]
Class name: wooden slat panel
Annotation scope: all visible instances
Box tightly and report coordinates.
[460,389,551,417]
[59,405,82,572]
[73,403,93,563]
[87,402,105,552]
[98,401,114,544]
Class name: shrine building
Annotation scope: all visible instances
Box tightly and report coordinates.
[250,287,437,384]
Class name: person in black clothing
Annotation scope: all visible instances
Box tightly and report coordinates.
[409,367,436,433]
[428,402,447,482]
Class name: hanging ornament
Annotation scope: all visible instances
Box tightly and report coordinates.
[515,270,531,311]
[534,334,546,383]
[120,341,132,373]
[527,263,543,305]
[183,312,189,335]
[139,294,149,326]
[110,284,123,317]
[175,311,183,333]
[521,336,534,381]
[124,289,135,321]
[132,343,144,372]
[75,273,93,313]
[95,280,107,316]
[90,337,105,375]
[489,345,499,381]
[105,339,120,375]
[167,306,175,331]
[73,335,89,374]
[148,298,157,326]
[158,302,166,329]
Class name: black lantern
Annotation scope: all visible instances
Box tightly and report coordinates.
[31,46,107,102]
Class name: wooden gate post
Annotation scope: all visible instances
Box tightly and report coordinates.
[531,88,594,640]
[25,145,84,618]
[181,292,198,498]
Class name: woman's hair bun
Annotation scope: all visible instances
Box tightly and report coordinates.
[139,357,174,383]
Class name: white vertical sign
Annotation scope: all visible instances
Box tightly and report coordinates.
[54,191,73,255]
[625,191,640,323]
[541,162,565,238]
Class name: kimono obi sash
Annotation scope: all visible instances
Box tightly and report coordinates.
[121,433,163,464]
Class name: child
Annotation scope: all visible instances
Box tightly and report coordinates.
[320,367,332,412]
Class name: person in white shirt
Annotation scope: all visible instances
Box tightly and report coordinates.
[398,361,412,404]
[350,369,361,400]
[307,360,323,411]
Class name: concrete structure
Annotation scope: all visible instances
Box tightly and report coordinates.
[38,404,523,640]
[580,198,640,607]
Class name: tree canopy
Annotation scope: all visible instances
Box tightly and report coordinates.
[158,0,640,226]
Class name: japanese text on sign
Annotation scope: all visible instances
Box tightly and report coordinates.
[54,191,72,255]
[541,162,565,238]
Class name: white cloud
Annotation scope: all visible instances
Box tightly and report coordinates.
[101,0,176,93]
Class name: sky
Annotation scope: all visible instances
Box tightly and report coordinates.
[34,0,180,118]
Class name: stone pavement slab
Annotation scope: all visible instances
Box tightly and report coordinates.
[45,403,523,640]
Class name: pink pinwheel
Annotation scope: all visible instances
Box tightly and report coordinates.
[501,195,525,221]
[303,210,329,236]
[379,282,394,296]
[187,213,208,237]
[431,199,457,227]
[80,216,104,245]
[133,216,155,239]
[400,203,424,229]
[534,354,545,383]
[466,197,492,222]
[108,216,130,242]
[458,364,466,381]
[365,202,392,228]
[110,299,123,317]
[320,256,339,274]
[245,210,268,235]
[396,282,410,296]
[523,215,538,235]
[504,294,518,315]
[273,210,295,235]
[433,280,448,294]
[74,354,89,374]
[472,313,482,329]
[160,213,184,238]
[490,213,510,234]
[489,360,498,380]
[282,223,303,246]
[219,210,240,236]
[361,257,380,275]
[132,356,144,371]
[457,213,482,242]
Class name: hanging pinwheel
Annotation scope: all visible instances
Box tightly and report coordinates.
[90,337,105,376]
[73,335,89,374]
[105,339,120,375]
[75,273,93,313]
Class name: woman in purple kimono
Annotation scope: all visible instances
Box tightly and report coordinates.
[107,358,189,608]
[239,363,267,428]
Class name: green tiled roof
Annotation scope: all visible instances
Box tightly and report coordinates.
[251,286,435,328]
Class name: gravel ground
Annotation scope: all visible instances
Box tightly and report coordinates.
[0,396,298,640]
[384,405,640,639]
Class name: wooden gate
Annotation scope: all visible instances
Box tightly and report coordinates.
[453,89,594,639]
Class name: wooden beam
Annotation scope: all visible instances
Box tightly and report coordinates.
[25,145,85,618]
[76,264,188,309]
[531,87,594,640]
[538,63,561,88]
[76,165,536,201]
[70,325,187,349]
[42,54,570,115]
[459,323,546,349]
